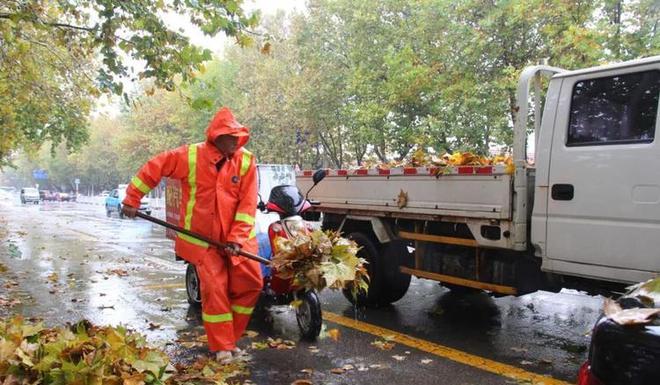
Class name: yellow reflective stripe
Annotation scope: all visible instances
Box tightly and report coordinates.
[177,232,209,248]
[249,227,256,239]
[234,212,255,225]
[239,150,252,176]
[131,176,151,194]
[202,312,233,323]
[231,305,254,315]
[184,145,198,230]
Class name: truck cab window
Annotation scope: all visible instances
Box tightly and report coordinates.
[567,70,660,146]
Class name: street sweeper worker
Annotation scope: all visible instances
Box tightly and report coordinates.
[121,107,262,363]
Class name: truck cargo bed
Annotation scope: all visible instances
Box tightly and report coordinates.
[297,165,513,220]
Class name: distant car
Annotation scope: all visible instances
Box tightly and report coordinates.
[39,190,57,201]
[20,187,40,204]
[578,278,660,385]
[55,192,72,202]
[105,187,151,218]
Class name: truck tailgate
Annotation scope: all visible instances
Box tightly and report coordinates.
[298,166,513,220]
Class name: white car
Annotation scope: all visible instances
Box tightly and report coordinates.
[20,187,40,204]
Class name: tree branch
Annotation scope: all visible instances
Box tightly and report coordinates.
[0,13,97,32]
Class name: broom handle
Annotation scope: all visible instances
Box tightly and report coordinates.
[135,211,271,265]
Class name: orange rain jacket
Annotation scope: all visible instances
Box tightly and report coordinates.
[123,107,258,265]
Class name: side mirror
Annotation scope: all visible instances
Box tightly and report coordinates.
[257,201,266,212]
[312,169,327,185]
[306,169,326,200]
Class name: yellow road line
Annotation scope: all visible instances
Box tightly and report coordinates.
[324,311,571,385]
[140,283,185,289]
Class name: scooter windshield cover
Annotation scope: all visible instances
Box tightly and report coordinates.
[268,185,305,216]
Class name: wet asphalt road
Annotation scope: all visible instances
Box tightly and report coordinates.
[0,193,603,385]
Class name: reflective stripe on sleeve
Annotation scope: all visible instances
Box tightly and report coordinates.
[131,176,151,194]
[202,312,233,323]
[177,232,209,248]
[234,212,255,225]
[249,227,257,240]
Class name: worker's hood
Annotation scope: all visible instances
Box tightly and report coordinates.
[205,107,250,149]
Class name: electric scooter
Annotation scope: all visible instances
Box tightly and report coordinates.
[180,169,327,339]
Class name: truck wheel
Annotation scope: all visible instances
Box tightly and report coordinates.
[296,290,322,340]
[342,232,383,306]
[118,205,124,219]
[379,240,413,303]
[186,263,202,306]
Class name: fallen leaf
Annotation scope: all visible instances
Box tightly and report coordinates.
[330,368,345,374]
[327,328,340,342]
[603,298,660,325]
[371,339,395,350]
[250,341,269,350]
[106,269,129,277]
[243,330,259,338]
[520,360,533,366]
[539,359,553,365]
[300,369,313,375]
[392,355,406,361]
[291,380,312,385]
[46,272,59,283]
[421,359,433,364]
[148,322,161,330]
[395,189,410,209]
[195,334,208,342]
[341,364,355,371]
[510,347,528,353]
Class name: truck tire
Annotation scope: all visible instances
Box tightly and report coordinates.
[379,239,412,303]
[186,263,202,306]
[118,205,124,219]
[342,232,383,306]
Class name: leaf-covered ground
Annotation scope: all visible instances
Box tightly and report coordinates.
[0,317,248,385]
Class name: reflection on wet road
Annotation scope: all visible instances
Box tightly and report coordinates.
[0,193,601,384]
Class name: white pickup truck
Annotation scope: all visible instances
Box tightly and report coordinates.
[298,56,660,304]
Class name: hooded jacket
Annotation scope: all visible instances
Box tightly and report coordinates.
[123,107,258,265]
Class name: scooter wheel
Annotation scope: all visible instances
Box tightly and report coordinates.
[296,290,322,340]
[185,263,202,306]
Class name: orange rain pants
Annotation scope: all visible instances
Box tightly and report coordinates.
[197,248,262,351]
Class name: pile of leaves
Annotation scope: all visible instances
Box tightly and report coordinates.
[603,277,660,326]
[0,317,245,385]
[359,148,515,173]
[271,230,369,295]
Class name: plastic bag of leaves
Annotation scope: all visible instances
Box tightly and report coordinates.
[271,229,369,295]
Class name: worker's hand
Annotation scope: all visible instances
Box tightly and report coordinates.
[225,242,240,256]
[121,204,138,219]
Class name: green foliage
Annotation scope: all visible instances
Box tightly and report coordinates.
[0,0,259,167]
[3,0,659,183]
